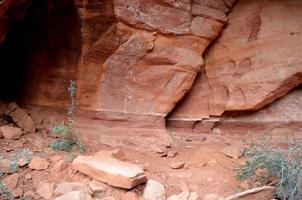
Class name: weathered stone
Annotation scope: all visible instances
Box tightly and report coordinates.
[167,191,190,200]
[167,151,178,158]
[203,193,222,200]
[55,191,93,200]
[168,162,185,169]
[8,102,35,133]
[100,33,204,116]
[113,0,191,34]
[36,182,55,199]
[0,159,11,174]
[143,179,166,200]
[122,191,141,200]
[88,180,106,195]
[12,188,23,198]
[191,16,223,42]
[220,144,244,159]
[0,126,23,140]
[29,157,49,170]
[192,4,228,23]
[223,186,275,200]
[3,173,19,190]
[72,151,147,189]
[171,0,302,120]
[54,182,89,197]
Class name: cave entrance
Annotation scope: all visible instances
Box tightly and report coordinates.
[0,0,82,103]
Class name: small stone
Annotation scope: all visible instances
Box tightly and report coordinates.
[3,173,19,190]
[55,191,93,200]
[54,182,89,196]
[220,144,244,159]
[122,191,141,200]
[188,192,199,200]
[18,158,28,167]
[25,174,32,180]
[24,191,37,200]
[167,191,190,200]
[29,157,49,170]
[152,145,165,154]
[143,179,166,200]
[167,151,178,158]
[0,126,23,140]
[36,181,55,199]
[185,146,193,149]
[13,188,23,198]
[51,155,63,163]
[101,197,115,200]
[51,159,68,174]
[169,162,185,169]
[88,180,106,195]
[203,193,222,200]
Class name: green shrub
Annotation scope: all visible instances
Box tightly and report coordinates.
[50,80,84,153]
[0,182,12,200]
[236,139,302,200]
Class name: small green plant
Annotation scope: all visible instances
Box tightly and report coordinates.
[0,182,13,200]
[50,80,84,153]
[236,138,302,200]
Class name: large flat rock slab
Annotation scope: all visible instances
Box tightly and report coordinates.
[72,150,147,189]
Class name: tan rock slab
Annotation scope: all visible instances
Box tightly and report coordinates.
[72,151,147,189]
[29,157,49,170]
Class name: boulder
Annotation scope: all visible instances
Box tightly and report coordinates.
[0,126,23,140]
[143,179,166,200]
[72,150,147,189]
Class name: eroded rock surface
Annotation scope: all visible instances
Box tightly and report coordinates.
[171,0,302,120]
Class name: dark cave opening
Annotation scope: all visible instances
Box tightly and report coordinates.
[0,0,82,101]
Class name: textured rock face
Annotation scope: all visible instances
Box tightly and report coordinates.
[1,0,301,129]
[0,0,30,44]
[170,0,302,120]
[19,0,236,120]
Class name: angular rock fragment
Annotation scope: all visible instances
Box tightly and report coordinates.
[143,179,166,200]
[55,191,93,200]
[220,144,244,159]
[36,182,55,199]
[54,182,89,197]
[72,151,147,189]
[29,157,49,170]
[8,102,35,133]
[0,125,23,140]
